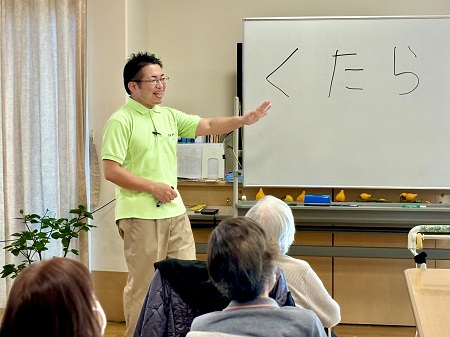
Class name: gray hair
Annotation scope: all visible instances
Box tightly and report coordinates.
[245,195,295,254]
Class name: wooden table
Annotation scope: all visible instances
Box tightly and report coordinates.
[404,268,450,337]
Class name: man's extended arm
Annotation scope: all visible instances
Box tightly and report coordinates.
[196,100,271,136]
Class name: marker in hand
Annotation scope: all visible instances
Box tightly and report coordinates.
[156,186,174,207]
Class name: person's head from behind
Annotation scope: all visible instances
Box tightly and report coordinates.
[123,51,163,95]
[0,257,105,337]
[207,216,278,303]
[245,195,296,255]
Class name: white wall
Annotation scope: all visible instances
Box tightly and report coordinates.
[87,0,450,271]
[87,0,127,271]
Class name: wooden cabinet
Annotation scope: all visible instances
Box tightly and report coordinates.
[292,232,333,295]
[333,233,421,325]
[334,256,414,325]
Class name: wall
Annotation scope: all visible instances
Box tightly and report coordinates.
[87,0,127,273]
[87,0,450,320]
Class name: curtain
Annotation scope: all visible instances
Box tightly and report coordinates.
[0,0,86,305]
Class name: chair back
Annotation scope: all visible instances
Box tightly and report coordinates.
[134,258,294,337]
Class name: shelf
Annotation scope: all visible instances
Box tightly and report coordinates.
[236,201,450,226]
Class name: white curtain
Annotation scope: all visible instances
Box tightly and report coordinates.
[0,0,86,306]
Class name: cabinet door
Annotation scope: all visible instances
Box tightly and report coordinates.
[292,232,333,295]
[333,233,419,325]
[436,240,450,269]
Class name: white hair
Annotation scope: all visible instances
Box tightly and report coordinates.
[245,195,296,255]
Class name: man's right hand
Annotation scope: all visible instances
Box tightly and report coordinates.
[103,160,177,202]
[152,184,177,204]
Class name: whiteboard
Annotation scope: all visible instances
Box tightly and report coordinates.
[242,16,450,189]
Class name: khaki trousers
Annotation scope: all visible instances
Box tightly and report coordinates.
[117,213,196,337]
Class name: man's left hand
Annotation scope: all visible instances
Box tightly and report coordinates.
[242,100,271,126]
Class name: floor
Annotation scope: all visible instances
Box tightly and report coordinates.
[105,321,127,337]
[105,321,417,337]
[332,324,416,337]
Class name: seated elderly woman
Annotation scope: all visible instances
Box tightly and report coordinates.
[189,216,326,337]
[246,195,341,330]
[0,257,106,337]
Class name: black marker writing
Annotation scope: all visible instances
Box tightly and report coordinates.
[266,48,299,97]
[328,50,362,97]
[393,46,419,95]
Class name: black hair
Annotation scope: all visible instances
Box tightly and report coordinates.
[123,52,163,94]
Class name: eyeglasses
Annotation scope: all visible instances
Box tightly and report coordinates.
[132,76,170,86]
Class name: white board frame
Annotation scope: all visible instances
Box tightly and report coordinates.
[242,16,450,189]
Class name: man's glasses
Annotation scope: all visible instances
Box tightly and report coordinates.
[132,76,170,86]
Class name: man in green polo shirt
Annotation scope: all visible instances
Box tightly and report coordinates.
[101,51,271,337]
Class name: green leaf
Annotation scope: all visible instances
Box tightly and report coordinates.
[1,264,17,278]
[34,242,45,250]
[11,249,21,256]
[61,238,70,248]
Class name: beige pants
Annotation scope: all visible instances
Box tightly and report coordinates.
[117,214,196,337]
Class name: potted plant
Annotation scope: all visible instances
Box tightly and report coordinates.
[1,205,95,278]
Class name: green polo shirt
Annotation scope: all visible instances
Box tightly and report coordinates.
[101,98,200,220]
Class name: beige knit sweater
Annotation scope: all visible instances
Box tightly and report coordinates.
[276,254,341,328]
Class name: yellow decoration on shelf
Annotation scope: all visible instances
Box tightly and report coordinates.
[283,195,294,202]
[359,193,372,201]
[255,188,265,201]
[407,193,418,201]
[296,191,306,202]
[335,190,345,202]
[400,192,418,202]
